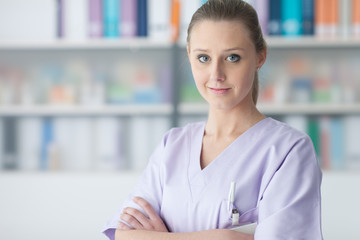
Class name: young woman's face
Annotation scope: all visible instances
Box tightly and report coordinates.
[187,20,265,110]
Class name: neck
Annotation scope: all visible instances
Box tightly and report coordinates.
[205,102,266,138]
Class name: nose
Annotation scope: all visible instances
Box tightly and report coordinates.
[210,60,225,82]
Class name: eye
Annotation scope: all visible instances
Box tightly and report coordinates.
[226,54,241,63]
[197,54,210,63]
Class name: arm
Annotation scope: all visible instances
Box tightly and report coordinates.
[102,140,166,239]
[255,137,323,239]
[115,229,253,240]
[115,197,254,240]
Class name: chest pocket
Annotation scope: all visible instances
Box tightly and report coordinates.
[218,199,258,229]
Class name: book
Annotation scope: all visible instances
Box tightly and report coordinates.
[41,118,54,170]
[67,118,94,171]
[57,0,64,38]
[281,0,303,36]
[319,117,331,170]
[129,116,152,170]
[137,0,148,37]
[0,0,56,41]
[344,116,360,169]
[148,0,171,41]
[103,0,120,37]
[121,0,137,37]
[307,117,320,161]
[94,117,125,171]
[303,0,315,35]
[352,0,360,37]
[315,0,339,38]
[180,0,201,43]
[254,0,269,35]
[268,0,282,35]
[330,117,345,170]
[89,0,103,38]
[53,117,72,170]
[171,0,181,42]
[63,0,89,40]
[18,118,42,171]
[339,0,351,38]
[2,117,18,170]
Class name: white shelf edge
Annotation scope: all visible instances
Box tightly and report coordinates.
[0,104,173,116]
[0,38,173,50]
[179,103,360,115]
[178,37,360,49]
[265,36,360,48]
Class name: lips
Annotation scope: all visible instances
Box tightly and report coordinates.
[208,87,231,95]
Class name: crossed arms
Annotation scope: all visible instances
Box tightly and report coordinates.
[114,196,254,240]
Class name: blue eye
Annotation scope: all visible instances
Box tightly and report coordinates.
[198,55,210,63]
[227,54,241,62]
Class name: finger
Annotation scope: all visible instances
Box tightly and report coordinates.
[120,213,143,229]
[117,221,132,230]
[133,197,162,222]
[123,207,152,229]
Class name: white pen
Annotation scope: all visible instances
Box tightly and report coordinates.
[228,181,236,211]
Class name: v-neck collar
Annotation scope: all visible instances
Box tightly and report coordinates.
[187,118,271,201]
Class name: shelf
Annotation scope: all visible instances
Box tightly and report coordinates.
[266,36,360,48]
[179,103,360,115]
[0,38,173,50]
[0,104,173,117]
[178,37,360,49]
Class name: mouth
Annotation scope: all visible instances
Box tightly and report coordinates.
[208,87,231,95]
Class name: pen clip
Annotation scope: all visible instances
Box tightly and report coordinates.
[228,181,236,211]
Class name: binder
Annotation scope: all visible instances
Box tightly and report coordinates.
[89,0,103,38]
[103,0,120,37]
[303,0,315,35]
[268,0,282,35]
[137,0,148,37]
[122,0,137,37]
[281,0,303,36]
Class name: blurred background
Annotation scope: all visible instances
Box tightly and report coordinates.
[0,0,359,239]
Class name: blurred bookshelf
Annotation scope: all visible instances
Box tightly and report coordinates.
[1,0,360,174]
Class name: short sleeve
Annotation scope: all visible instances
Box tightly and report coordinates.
[255,137,323,240]
[101,136,166,240]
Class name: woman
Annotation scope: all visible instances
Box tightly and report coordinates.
[102,0,323,239]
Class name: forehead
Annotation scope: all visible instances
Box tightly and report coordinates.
[189,20,253,50]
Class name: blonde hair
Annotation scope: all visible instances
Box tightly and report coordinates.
[187,0,266,105]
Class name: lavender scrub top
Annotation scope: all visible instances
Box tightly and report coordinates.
[102,117,323,240]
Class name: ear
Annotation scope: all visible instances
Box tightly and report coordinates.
[256,47,267,69]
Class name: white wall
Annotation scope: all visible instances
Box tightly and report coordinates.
[0,171,359,240]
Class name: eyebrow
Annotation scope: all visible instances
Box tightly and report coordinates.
[192,47,245,52]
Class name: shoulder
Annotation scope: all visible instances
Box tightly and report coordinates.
[161,121,205,147]
[261,117,312,146]
[254,118,317,168]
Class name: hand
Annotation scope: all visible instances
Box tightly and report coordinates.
[118,196,168,232]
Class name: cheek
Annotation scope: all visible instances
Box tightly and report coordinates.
[233,67,255,88]
[191,65,207,85]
